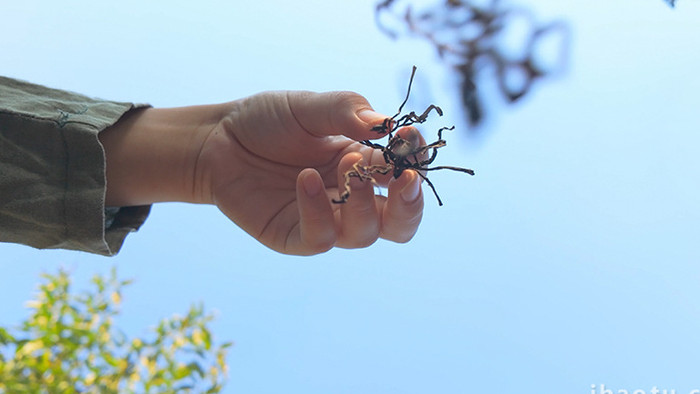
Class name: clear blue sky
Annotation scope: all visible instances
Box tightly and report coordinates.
[2,0,699,393]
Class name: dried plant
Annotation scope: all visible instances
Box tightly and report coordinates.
[333,66,474,206]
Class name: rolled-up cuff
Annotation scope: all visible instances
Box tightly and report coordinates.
[0,76,151,256]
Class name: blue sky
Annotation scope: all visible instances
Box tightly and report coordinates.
[2,0,699,393]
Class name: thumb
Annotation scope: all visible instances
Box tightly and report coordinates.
[286,91,388,141]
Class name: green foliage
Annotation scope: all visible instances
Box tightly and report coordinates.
[0,268,231,393]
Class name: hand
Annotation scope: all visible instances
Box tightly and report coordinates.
[100,91,426,256]
[194,91,425,255]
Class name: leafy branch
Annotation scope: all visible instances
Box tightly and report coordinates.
[0,268,231,394]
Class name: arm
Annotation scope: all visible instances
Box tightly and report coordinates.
[98,103,227,206]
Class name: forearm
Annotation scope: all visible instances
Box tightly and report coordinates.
[99,104,228,206]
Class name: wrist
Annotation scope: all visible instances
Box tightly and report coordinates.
[99,104,228,206]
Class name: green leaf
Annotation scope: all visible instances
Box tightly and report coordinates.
[0,266,230,392]
[173,364,191,380]
[0,327,14,344]
[187,361,205,378]
[220,342,234,349]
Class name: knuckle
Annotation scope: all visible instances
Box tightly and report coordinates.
[353,234,379,249]
[302,220,337,248]
[310,235,336,254]
[331,90,366,107]
[381,211,422,244]
[339,225,379,249]
[390,230,417,244]
[299,231,336,255]
[330,91,368,126]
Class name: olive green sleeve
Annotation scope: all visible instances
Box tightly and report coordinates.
[0,76,150,256]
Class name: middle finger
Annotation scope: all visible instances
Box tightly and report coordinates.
[334,152,381,248]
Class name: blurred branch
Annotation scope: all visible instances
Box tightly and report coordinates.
[376,0,570,131]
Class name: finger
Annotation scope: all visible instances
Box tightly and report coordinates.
[335,152,381,248]
[395,126,428,155]
[286,91,389,141]
[290,168,337,255]
[358,126,429,188]
[380,169,424,243]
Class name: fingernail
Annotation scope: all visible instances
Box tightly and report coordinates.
[302,171,322,197]
[357,109,386,125]
[400,173,421,203]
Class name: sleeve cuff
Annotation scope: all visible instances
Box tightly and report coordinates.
[101,205,152,256]
[0,76,151,256]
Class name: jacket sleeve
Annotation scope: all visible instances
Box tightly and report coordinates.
[0,76,150,256]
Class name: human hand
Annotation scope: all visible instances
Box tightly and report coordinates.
[100,91,426,255]
[194,91,425,255]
